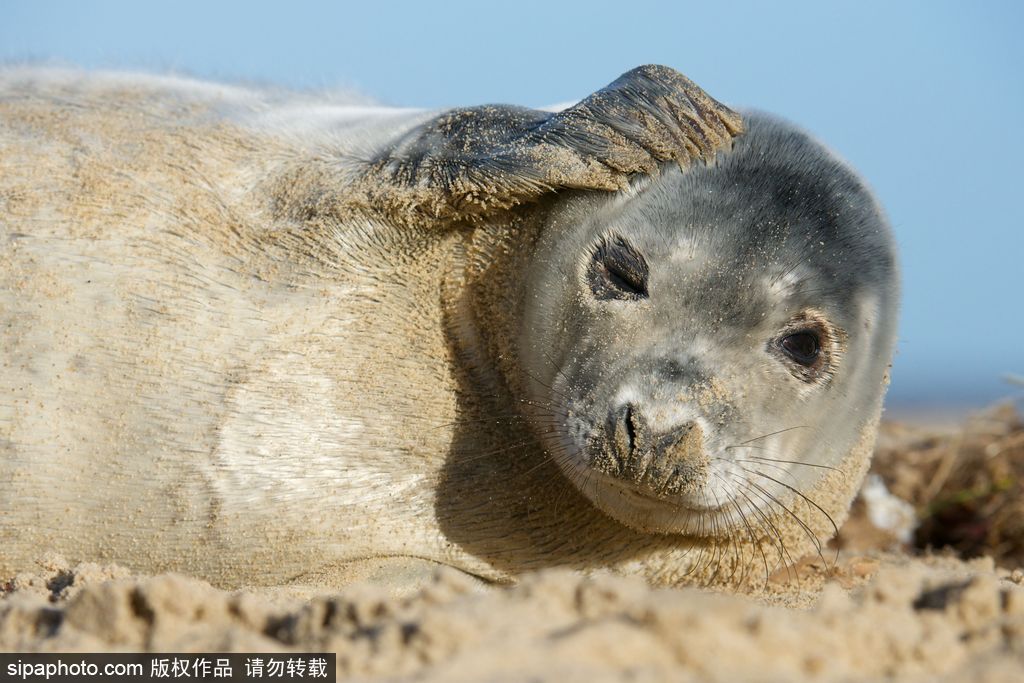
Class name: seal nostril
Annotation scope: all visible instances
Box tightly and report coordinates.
[624,404,637,453]
[610,403,642,464]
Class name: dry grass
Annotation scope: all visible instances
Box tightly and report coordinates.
[840,402,1024,569]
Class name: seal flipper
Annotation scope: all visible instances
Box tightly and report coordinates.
[352,65,743,225]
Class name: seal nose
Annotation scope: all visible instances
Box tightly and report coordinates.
[600,403,706,496]
[611,403,698,461]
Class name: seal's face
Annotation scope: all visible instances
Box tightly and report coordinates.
[518,113,899,535]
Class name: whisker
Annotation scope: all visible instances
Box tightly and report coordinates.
[731,478,797,580]
[739,474,833,578]
[698,488,722,584]
[517,448,562,479]
[731,458,800,487]
[450,438,538,463]
[742,475,823,557]
[742,466,840,569]
[432,414,530,430]
[520,365,571,404]
[735,425,809,445]
[739,455,838,472]
[717,473,770,589]
[707,486,741,586]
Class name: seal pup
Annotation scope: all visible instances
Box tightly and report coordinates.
[0,65,897,590]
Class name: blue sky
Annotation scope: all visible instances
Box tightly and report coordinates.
[3,0,1022,412]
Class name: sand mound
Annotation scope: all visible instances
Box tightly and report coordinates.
[2,555,1023,682]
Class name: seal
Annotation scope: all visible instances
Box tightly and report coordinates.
[0,65,897,591]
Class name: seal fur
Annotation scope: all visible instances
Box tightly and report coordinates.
[0,66,896,591]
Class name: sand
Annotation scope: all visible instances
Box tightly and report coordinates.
[3,406,1024,681]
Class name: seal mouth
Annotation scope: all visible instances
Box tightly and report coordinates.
[581,466,742,536]
[589,469,721,510]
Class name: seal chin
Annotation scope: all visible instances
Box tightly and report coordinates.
[581,469,733,536]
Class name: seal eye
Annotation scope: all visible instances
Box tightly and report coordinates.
[588,236,649,301]
[780,332,820,366]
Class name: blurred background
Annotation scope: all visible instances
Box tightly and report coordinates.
[3,0,1021,417]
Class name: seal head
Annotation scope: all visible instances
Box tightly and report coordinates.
[518,112,898,537]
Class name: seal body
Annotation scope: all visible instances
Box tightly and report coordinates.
[0,67,897,589]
